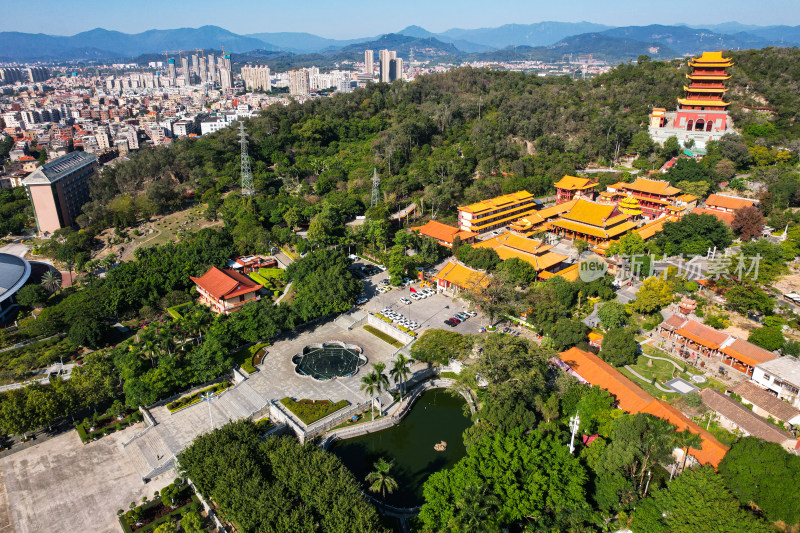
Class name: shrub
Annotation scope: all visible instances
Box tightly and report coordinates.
[280,397,349,424]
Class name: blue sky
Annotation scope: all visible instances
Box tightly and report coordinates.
[2,0,799,38]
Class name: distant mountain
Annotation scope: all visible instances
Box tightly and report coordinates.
[0,25,277,60]
[334,33,462,60]
[246,32,371,54]
[396,26,493,53]
[600,25,770,55]
[439,21,613,49]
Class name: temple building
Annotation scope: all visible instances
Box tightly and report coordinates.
[648,51,735,151]
[554,175,598,204]
[457,191,541,234]
[549,199,638,245]
[473,231,567,277]
[190,266,262,315]
[692,194,756,226]
[434,261,487,294]
[599,178,697,220]
[507,200,577,237]
[412,220,477,247]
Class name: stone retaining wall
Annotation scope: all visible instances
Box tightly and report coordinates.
[366,314,415,344]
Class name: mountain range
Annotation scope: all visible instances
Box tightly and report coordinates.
[0,21,798,63]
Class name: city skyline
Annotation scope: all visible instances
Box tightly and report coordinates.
[2,0,800,39]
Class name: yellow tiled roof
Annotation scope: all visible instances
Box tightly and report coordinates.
[537,199,577,219]
[458,190,534,215]
[678,98,730,107]
[560,199,622,227]
[689,51,733,67]
[634,216,676,240]
[621,178,682,197]
[554,175,598,191]
[677,194,698,202]
[435,261,487,288]
[684,85,729,94]
[550,218,637,240]
[474,232,549,255]
[540,263,580,281]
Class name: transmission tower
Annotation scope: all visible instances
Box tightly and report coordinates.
[370,167,380,207]
[239,121,254,197]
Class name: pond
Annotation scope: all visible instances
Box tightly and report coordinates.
[330,388,471,508]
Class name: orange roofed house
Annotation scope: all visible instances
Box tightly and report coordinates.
[190,266,262,315]
[692,194,756,226]
[556,347,728,467]
[412,220,477,247]
[434,261,487,294]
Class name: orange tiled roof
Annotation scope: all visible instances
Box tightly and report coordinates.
[692,207,735,226]
[560,199,622,227]
[676,319,730,350]
[554,175,598,191]
[621,178,681,197]
[190,266,262,301]
[558,347,728,466]
[539,262,581,281]
[558,347,653,412]
[412,220,477,245]
[704,194,755,211]
[719,339,778,368]
[634,216,677,241]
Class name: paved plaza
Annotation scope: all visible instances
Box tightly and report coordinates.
[0,264,489,533]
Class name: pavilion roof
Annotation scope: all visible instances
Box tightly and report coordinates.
[190,266,262,301]
[621,178,682,197]
[554,175,598,191]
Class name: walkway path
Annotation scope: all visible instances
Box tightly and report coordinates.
[623,365,674,393]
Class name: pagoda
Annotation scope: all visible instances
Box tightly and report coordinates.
[675,51,733,133]
[618,195,643,218]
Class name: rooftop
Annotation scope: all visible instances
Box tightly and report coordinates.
[190,266,262,301]
[704,194,756,211]
[0,253,31,304]
[22,151,97,186]
[731,381,800,424]
[411,220,477,245]
[458,190,536,215]
[756,356,800,387]
[554,175,598,191]
[620,178,682,197]
[700,389,797,448]
[435,261,487,289]
[692,207,735,226]
[557,347,728,466]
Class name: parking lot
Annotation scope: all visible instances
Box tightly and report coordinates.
[350,259,487,336]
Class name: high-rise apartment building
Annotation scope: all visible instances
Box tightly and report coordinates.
[379,49,397,83]
[289,69,310,96]
[22,151,98,235]
[26,67,49,83]
[167,58,176,83]
[181,56,190,85]
[241,65,272,92]
[207,54,216,83]
[390,57,403,82]
[364,50,374,76]
[199,56,207,84]
[191,54,199,75]
[219,68,233,91]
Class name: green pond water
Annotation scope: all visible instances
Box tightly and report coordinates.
[330,389,471,507]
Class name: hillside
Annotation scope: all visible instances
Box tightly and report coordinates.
[601,25,770,55]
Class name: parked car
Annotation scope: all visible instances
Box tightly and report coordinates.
[444,319,456,327]
[454,312,469,320]
[467,311,477,317]
[356,297,368,305]
[450,317,461,325]
[399,297,411,305]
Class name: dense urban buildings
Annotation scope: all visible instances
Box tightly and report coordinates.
[22,151,97,234]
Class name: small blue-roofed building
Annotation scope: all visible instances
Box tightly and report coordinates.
[22,151,97,235]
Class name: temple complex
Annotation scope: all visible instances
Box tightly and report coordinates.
[548,199,638,245]
[473,231,567,277]
[648,51,735,151]
[457,190,541,234]
[599,177,697,219]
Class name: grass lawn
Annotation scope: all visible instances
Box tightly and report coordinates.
[694,413,738,447]
[331,406,384,429]
[641,345,727,392]
[618,366,680,402]
[280,397,349,425]
[363,325,404,348]
[232,342,269,373]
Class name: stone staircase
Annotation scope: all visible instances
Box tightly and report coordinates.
[123,428,174,480]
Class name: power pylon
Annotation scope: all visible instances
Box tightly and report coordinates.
[239,121,254,198]
[370,168,380,207]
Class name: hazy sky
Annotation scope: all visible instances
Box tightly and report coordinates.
[2,0,799,38]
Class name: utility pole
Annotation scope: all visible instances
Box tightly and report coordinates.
[239,121,254,199]
[370,168,380,207]
[568,411,580,454]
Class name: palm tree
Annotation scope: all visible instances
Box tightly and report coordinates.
[365,458,398,508]
[389,354,415,401]
[373,362,390,414]
[65,259,75,286]
[360,372,379,421]
[40,270,62,294]
[674,430,703,478]
[452,484,499,532]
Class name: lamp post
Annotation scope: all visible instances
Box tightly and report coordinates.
[201,391,215,431]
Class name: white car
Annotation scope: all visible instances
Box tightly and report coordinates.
[423,289,435,296]
[410,293,422,301]
[399,297,412,305]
